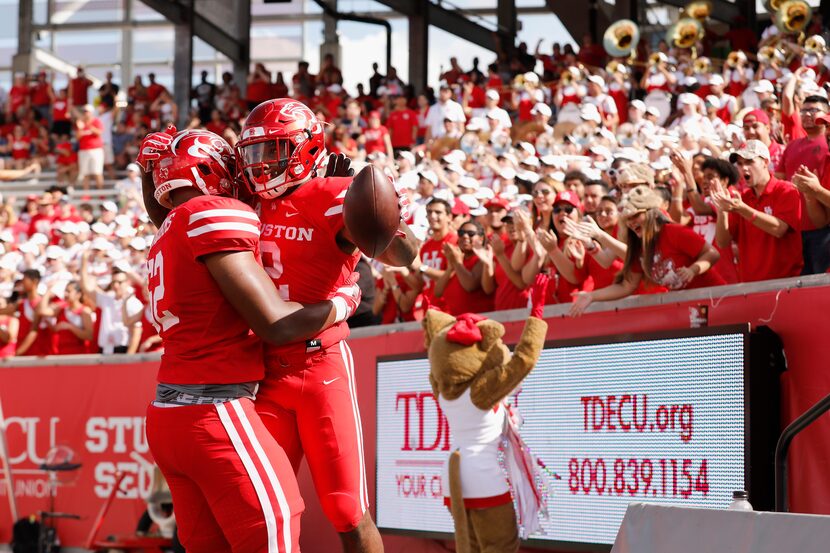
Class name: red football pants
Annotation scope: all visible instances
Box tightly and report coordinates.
[255,341,369,532]
[146,398,303,553]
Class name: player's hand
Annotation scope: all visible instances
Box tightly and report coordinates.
[136,125,177,172]
[332,272,362,323]
[529,274,549,319]
[324,153,355,178]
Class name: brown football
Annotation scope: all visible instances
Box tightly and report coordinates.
[343,165,400,257]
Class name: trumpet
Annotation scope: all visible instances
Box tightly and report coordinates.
[605,60,629,75]
[804,35,827,56]
[680,0,712,21]
[603,19,641,58]
[560,66,583,85]
[774,0,812,34]
[758,45,786,64]
[725,50,748,68]
[666,18,704,50]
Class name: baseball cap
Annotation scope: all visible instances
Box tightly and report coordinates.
[553,190,582,211]
[709,74,725,87]
[580,104,602,123]
[499,167,517,180]
[91,222,111,235]
[587,75,605,87]
[115,225,137,238]
[531,103,552,117]
[417,170,438,185]
[466,118,488,132]
[30,233,49,246]
[743,109,770,126]
[485,89,500,101]
[125,163,140,173]
[442,150,466,165]
[517,142,535,155]
[523,72,540,84]
[102,200,118,213]
[57,221,78,235]
[815,113,830,126]
[45,246,64,260]
[729,139,771,163]
[82,104,94,113]
[521,156,540,168]
[646,106,661,117]
[630,100,646,113]
[485,196,511,210]
[451,201,470,216]
[459,176,480,190]
[397,151,416,165]
[129,237,148,251]
[679,93,698,105]
[753,80,775,94]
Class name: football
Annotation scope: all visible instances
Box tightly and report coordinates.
[343,165,401,257]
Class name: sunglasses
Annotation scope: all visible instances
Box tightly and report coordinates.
[553,205,576,215]
[458,229,480,237]
[532,188,553,196]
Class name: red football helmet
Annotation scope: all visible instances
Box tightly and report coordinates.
[236,99,327,199]
[152,130,236,208]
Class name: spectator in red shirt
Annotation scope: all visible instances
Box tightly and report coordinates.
[76,104,105,190]
[0,306,19,359]
[247,63,273,110]
[318,53,344,87]
[434,221,494,315]
[29,72,54,124]
[128,75,149,111]
[292,61,316,99]
[68,66,92,108]
[743,109,783,173]
[571,186,724,316]
[11,269,53,356]
[711,140,803,281]
[386,95,419,152]
[39,281,94,355]
[271,72,289,98]
[8,125,32,169]
[7,73,30,120]
[361,111,393,158]
[146,72,167,104]
[408,198,458,309]
[374,266,424,324]
[482,211,531,311]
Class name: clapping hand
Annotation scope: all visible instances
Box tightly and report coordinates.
[490,234,507,256]
[536,229,558,253]
[792,165,821,195]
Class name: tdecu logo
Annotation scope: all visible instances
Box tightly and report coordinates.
[396,392,451,452]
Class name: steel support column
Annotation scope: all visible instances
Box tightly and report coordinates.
[13,0,34,74]
[122,0,134,92]
[173,0,193,129]
[408,0,429,94]
[320,0,341,70]
[497,0,517,54]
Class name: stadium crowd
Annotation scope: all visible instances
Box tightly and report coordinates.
[0,15,828,355]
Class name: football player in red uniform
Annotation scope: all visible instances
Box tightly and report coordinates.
[138,128,362,553]
[236,99,418,552]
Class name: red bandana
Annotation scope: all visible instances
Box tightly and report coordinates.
[446,313,487,346]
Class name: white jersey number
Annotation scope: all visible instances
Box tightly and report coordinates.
[147,251,180,332]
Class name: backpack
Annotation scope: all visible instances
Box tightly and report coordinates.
[11,517,40,553]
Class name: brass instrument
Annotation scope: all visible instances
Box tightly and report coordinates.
[666,18,704,50]
[758,45,786,65]
[693,56,711,74]
[560,66,583,85]
[680,0,712,21]
[603,19,641,58]
[763,0,785,13]
[725,50,747,68]
[605,60,629,75]
[774,0,812,34]
[804,35,827,56]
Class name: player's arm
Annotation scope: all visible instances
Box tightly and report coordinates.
[204,250,357,346]
[374,221,419,266]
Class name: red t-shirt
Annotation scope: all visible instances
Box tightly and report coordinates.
[781,110,806,142]
[632,224,726,290]
[30,83,51,106]
[146,82,167,103]
[387,109,419,149]
[442,255,494,316]
[545,238,595,304]
[78,118,104,150]
[17,297,53,357]
[10,136,31,160]
[585,251,624,291]
[8,85,29,114]
[53,305,89,355]
[0,316,16,358]
[52,99,69,122]
[420,232,459,309]
[728,177,803,281]
[468,86,486,109]
[55,141,76,165]
[70,77,91,106]
[363,126,389,155]
[779,136,830,231]
[494,240,531,311]
[247,79,271,103]
[149,195,265,384]
[205,121,228,136]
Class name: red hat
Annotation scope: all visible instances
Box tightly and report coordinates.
[816,113,830,126]
[368,110,381,119]
[554,190,582,211]
[743,109,770,126]
[484,196,510,210]
[451,201,470,216]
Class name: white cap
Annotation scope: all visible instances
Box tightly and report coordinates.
[459,176,480,190]
[397,151,416,165]
[485,89,500,101]
[396,171,419,190]
[646,106,661,117]
[499,167,516,180]
[470,207,488,217]
[466,117,488,131]
[587,75,605,87]
[709,74,725,87]
[682,76,697,87]
[517,142,536,155]
[91,222,111,235]
[523,72,540,84]
[446,164,465,175]
[516,170,540,184]
[0,230,14,243]
[630,100,646,112]
[753,79,775,93]
[589,145,613,159]
[45,245,64,260]
[457,194,480,208]
[76,221,91,234]
[114,214,132,227]
[521,156,540,168]
[679,93,698,105]
[417,170,438,185]
[115,225,137,238]
[57,221,78,235]
[580,104,602,123]
[129,237,147,251]
[432,189,454,203]
[531,102,552,117]
[19,242,39,255]
[102,201,118,213]
[91,237,112,251]
[442,150,466,165]
[705,95,722,109]
[29,233,49,246]
[474,187,495,200]
[125,163,140,173]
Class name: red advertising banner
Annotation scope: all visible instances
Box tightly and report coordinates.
[0,360,159,547]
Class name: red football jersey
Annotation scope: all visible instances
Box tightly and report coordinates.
[257,176,360,355]
[147,195,265,384]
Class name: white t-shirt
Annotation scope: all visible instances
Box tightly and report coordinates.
[424,99,466,138]
[96,291,143,353]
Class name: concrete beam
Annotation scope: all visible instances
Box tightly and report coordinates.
[13,0,34,74]
[173,1,193,129]
[320,0,341,70]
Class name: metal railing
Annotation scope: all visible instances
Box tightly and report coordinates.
[774,392,830,512]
